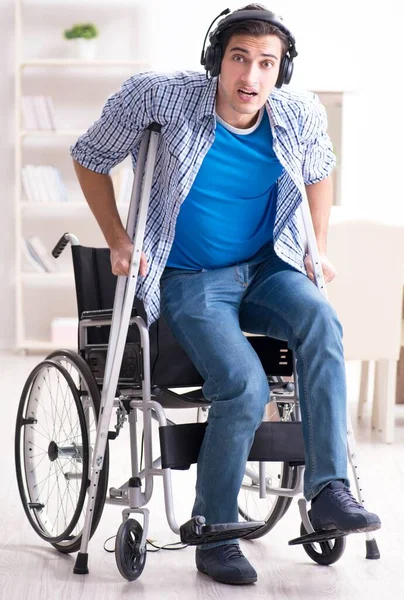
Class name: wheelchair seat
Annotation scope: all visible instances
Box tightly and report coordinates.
[72,245,294,400]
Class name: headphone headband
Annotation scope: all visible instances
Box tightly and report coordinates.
[213,9,297,57]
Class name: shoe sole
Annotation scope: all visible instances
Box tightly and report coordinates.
[312,522,381,535]
[197,566,257,585]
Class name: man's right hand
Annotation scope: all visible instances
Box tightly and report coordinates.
[110,240,148,277]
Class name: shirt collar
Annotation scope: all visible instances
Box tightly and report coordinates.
[267,94,288,129]
[197,76,287,130]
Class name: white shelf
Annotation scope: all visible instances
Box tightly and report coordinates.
[21,272,75,288]
[21,202,129,217]
[20,130,84,138]
[20,59,150,68]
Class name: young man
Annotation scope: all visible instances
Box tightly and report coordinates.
[71,4,381,586]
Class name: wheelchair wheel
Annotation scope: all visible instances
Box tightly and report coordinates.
[115,519,147,581]
[237,395,297,539]
[15,351,109,554]
[300,510,346,565]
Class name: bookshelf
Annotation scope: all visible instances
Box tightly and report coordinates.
[14,0,151,351]
[21,59,149,67]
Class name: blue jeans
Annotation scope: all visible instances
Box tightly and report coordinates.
[160,242,349,546]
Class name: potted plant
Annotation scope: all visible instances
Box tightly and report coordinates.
[63,23,99,60]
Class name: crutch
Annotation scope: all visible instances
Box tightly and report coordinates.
[73,122,266,575]
[287,184,380,559]
[73,123,162,575]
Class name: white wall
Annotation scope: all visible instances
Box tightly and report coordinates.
[150,0,359,90]
[1,0,403,349]
[1,1,16,351]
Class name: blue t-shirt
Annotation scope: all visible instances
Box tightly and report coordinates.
[167,108,284,270]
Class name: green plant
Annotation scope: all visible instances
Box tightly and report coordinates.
[63,23,98,40]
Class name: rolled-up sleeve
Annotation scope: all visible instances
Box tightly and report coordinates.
[301,94,336,185]
[70,76,152,174]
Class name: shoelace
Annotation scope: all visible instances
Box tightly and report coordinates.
[222,545,244,560]
[332,487,365,510]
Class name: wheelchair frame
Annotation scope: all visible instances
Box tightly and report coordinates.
[24,123,380,579]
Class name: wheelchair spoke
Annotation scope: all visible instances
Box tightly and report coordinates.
[34,394,55,442]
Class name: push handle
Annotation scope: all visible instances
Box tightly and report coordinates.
[52,232,79,258]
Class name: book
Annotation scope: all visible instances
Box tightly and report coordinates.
[45,96,57,130]
[21,96,38,130]
[25,236,58,272]
[35,166,54,203]
[24,165,42,203]
[51,167,68,202]
[21,166,35,202]
[22,239,47,272]
[33,96,53,130]
[21,165,68,203]
[21,96,57,131]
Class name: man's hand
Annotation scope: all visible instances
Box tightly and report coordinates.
[110,240,148,277]
[304,253,337,284]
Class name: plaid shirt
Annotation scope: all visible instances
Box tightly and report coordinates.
[70,71,335,326]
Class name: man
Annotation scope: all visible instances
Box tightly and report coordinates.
[71,4,381,586]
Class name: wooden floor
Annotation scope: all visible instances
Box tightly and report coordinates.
[1,353,403,600]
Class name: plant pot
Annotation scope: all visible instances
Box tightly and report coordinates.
[68,38,98,60]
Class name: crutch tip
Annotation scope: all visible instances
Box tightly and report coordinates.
[365,538,381,559]
[74,552,89,574]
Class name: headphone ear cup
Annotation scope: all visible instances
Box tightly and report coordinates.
[275,55,292,88]
[204,45,215,74]
[283,59,294,85]
[210,44,222,78]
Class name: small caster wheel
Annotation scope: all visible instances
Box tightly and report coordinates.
[301,510,346,565]
[115,518,147,581]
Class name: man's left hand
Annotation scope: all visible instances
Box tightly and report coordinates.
[304,253,337,283]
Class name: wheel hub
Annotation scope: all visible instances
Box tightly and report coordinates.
[48,440,59,462]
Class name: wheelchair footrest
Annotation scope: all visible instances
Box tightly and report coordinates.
[180,516,266,545]
[288,528,347,546]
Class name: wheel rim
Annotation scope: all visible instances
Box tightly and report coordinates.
[116,519,146,581]
[46,351,105,550]
[238,398,294,523]
[15,360,89,543]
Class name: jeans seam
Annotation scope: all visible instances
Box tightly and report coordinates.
[174,317,221,402]
[174,322,223,521]
[245,298,316,497]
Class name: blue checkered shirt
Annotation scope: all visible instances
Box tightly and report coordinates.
[70,71,336,326]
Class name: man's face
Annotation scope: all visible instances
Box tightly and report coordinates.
[216,33,283,128]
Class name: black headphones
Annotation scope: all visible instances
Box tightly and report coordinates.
[200,8,298,88]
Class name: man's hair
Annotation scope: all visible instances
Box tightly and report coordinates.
[218,4,290,58]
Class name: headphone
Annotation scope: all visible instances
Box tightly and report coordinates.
[200,8,298,88]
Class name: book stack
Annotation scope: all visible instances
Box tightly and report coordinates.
[23,236,58,273]
[21,96,56,130]
[21,165,68,203]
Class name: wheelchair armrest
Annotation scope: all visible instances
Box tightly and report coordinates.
[81,308,138,321]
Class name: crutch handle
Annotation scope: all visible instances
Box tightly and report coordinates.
[148,122,162,132]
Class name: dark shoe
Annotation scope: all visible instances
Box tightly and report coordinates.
[195,544,257,585]
[311,480,381,533]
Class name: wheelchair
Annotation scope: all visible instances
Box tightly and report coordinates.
[15,124,380,582]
